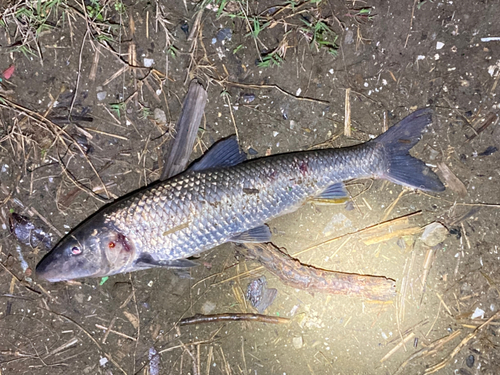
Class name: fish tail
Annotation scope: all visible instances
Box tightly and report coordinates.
[374,108,445,192]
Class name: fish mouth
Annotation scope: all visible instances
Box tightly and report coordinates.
[36,251,71,282]
[36,243,110,282]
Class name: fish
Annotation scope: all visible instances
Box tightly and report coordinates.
[36,108,444,282]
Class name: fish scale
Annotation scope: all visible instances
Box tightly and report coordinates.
[104,143,383,262]
[36,108,445,282]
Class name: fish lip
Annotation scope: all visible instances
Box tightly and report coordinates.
[35,254,67,282]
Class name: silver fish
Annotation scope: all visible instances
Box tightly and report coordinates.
[36,108,444,282]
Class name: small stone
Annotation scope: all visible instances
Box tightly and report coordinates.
[247,147,258,155]
[421,222,448,247]
[436,41,445,50]
[143,58,154,67]
[216,28,232,42]
[153,108,167,126]
[292,336,303,349]
[471,307,485,319]
[97,91,107,101]
[201,301,216,314]
[466,354,475,368]
[241,93,255,103]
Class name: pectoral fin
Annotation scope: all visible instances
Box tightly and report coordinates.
[230,225,272,243]
[312,182,349,204]
[135,253,198,268]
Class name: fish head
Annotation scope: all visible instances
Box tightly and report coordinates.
[36,216,135,282]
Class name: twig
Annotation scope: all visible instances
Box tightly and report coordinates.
[180,313,290,326]
[223,93,239,142]
[217,80,329,104]
[344,88,351,136]
[95,323,137,341]
[69,30,89,116]
[404,0,418,48]
[380,332,415,362]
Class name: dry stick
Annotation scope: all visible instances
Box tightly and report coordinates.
[180,313,290,326]
[89,45,101,81]
[380,332,415,363]
[241,336,248,375]
[223,93,240,142]
[404,0,418,48]
[100,316,116,344]
[206,345,213,375]
[69,30,89,116]
[188,8,204,41]
[208,211,422,287]
[419,246,436,305]
[84,127,128,140]
[398,245,416,325]
[382,189,406,221]
[239,243,396,301]
[465,112,498,143]
[160,80,207,181]
[42,337,79,359]
[95,324,137,341]
[425,310,500,374]
[219,80,329,104]
[344,88,351,137]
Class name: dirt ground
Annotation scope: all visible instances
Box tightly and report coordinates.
[1,0,500,374]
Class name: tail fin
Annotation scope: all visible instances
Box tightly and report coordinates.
[374,108,445,192]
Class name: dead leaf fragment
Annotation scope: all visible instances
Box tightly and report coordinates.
[123,310,139,329]
[437,162,467,197]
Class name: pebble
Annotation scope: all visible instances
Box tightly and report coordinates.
[421,222,448,247]
[154,108,167,126]
[97,91,107,101]
[292,336,303,349]
[466,354,475,368]
[201,300,216,314]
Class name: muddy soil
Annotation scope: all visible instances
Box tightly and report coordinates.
[1,0,500,374]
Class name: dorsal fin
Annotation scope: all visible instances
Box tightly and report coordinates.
[189,136,247,172]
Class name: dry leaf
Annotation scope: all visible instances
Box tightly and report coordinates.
[437,162,467,197]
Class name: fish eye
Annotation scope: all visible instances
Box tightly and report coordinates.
[71,246,82,255]
[108,241,115,248]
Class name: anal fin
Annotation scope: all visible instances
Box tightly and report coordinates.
[230,225,272,243]
[312,182,349,204]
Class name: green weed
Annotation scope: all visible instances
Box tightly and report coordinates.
[301,18,338,56]
[109,102,127,118]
